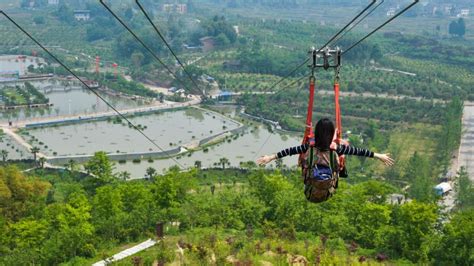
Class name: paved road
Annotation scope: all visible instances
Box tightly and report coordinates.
[92,239,157,266]
[459,104,474,181]
[439,102,474,214]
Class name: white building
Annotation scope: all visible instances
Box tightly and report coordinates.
[176,4,187,14]
[459,9,470,17]
[74,10,91,21]
[162,4,187,14]
[387,8,396,17]
[48,0,59,5]
[233,25,239,36]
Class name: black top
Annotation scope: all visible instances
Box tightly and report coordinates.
[276,143,374,159]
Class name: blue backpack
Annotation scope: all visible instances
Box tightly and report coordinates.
[312,164,333,181]
[302,148,339,203]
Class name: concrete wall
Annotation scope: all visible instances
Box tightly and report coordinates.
[24,107,187,128]
[47,147,182,165]
[198,126,246,146]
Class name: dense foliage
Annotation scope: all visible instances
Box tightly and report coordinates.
[238,91,446,132]
[0,160,472,265]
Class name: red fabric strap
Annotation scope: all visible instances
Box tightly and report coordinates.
[299,77,315,164]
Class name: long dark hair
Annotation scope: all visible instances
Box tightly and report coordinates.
[314,118,335,151]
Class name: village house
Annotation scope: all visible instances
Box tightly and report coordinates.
[459,9,470,18]
[74,10,91,21]
[387,8,396,17]
[200,37,216,52]
[162,3,187,14]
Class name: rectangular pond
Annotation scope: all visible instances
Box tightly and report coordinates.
[23,108,241,157]
[1,85,145,123]
[113,123,302,178]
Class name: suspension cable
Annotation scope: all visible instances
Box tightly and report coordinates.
[343,0,419,55]
[253,1,382,158]
[319,0,377,50]
[99,0,197,95]
[331,0,385,47]
[0,10,186,169]
[135,0,203,95]
[252,75,308,161]
[259,0,378,95]
[264,58,309,92]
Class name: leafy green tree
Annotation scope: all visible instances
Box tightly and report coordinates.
[194,160,202,169]
[1,150,8,163]
[152,167,197,220]
[438,98,463,173]
[118,171,131,181]
[456,167,474,210]
[145,167,157,180]
[449,18,466,37]
[118,183,155,240]
[43,192,96,264]
[67,159,76,172]
[406,152,435,203]
[0,216,8,258]
[10,218,48,254]
[92,186,126,241]
[84,152,115,184]
[430,209,474,265]
[218,157,230,169]
[55,3,74,24]
[215,33,230,46]
[236,194,267,228]
[0,166,50,221]
[381,201,437,262]
[240,161,257,169]
[38,157,47,168]
[192,15,237,46]
[208,190,245,229]
[30,146,40,163]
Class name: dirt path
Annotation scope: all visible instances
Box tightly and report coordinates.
[315,90,445,103]
[2,127,43,157]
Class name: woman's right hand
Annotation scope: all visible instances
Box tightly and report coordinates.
[256,154,276,166]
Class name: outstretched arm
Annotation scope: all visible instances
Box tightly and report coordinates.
[336,144,374,157]
[256,143,309,165]
[257,143,394,166]
[336,144,394,166]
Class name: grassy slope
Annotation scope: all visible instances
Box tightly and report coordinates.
[372,123,440,176]
[106,234,408,266]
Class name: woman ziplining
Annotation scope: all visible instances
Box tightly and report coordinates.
[256,48,394,203]
[256,118,394,202]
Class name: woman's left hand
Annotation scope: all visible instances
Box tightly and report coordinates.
[374,153,395,166]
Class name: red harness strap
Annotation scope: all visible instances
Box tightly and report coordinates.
[333,81,347,170]
[299,76,315,165]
